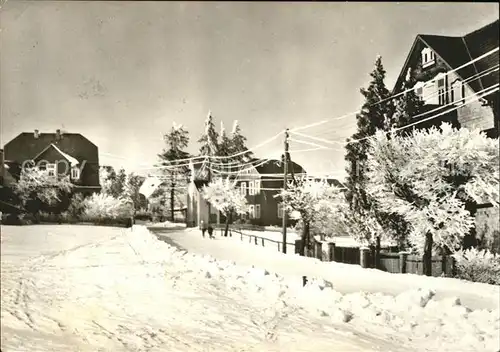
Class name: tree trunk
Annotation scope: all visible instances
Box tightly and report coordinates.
[299,222,310,256]
[423,232,433,276]
[224,211,232,237]
[170,181,175,223]
[375,235,381,269]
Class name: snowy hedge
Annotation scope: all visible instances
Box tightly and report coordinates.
[81,193,134,220]
[452,248,500,285]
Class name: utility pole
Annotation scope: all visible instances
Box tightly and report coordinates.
[282,128,289,254]
[170,169,176,222]
[207,156,212,224]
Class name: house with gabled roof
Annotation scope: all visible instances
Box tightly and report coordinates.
[3,129,101,195]
[393,19,499,137]
[221,158,307,227]
[393,19,499,252]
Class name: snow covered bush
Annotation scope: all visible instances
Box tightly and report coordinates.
[276,178,344,255]
[67,193,86,218]
[367,123,499,267]
[452,248,500,285]
[202,177,248,236]
[13,167,73,216]
[81,193,133,220]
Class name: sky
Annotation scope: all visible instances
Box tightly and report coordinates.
[1,2,498,179]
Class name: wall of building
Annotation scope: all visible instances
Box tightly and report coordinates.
[445,70,496,131]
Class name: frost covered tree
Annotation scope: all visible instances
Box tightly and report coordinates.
[198,111,219,157]
[217,121,232,157]
[103,168,127,199]
[99,166,116,195]
[277,178,341,256]
[202,177,248,237]
[344,55,395,248]
[159,122,191,221]
[14,167,73,218]
[367,123,499,275]
[230,120,253,163]
[124,173,147,215]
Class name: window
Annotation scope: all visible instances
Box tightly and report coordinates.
[451,80,464,105]
[249,181,255,196]
[436,73,446,105]
[255,204,261,219]
[421,47,435,68]
[240,182,247,196]
[422,81,439,105]
[46,163,56,178]
[414,81,424,100]
[71,167,80,180]
[277,203,283,219]
[249,205,255,219]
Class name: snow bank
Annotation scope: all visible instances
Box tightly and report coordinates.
[139,226,500,352]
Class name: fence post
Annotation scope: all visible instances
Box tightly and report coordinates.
[315,241,322,261]
[295,240,301,255]
[240,232,243,241]
[262,238,265,247]
[360,247,370,268]
[278,242,281,252]
[254,236,258,245]
[399,252,408,274]
[328,242,336,262]
[249,235,252,243]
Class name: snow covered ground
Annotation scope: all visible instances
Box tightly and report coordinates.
[1,225,499,352]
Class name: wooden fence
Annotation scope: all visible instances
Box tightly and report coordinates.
[219,226,296,252]
[219,226,456,278]
[304,239,456,278]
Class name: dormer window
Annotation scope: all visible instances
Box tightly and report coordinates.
[46,163,57,179]
[421,47,436,68]
[71,167,80,180]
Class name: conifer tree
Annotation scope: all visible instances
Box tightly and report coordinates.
[391,68,425,134]
[218,121,232,157]
[159,122,191,221]
[230,120,253,163]
[198,111,219,157]
[345,56,394,215]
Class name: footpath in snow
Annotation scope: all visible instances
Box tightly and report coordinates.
[1,224,499,352]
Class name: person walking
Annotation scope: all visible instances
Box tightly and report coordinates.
[200,220,208,238]
[207,224,214,239]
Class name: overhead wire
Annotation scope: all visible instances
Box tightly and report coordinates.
[289,82,499,148]
[289,47,499,133]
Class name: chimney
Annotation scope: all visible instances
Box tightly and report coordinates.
[34,129,39,139]
[56,129,61,140]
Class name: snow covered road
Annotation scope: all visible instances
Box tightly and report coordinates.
[1,225,499,352]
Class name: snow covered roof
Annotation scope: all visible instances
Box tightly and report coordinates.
[51,144,79,166]
[33,143,80,166]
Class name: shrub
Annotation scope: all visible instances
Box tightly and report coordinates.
[135,210,153,221]
[67,193,86,219]
[81,193,133,220]
[452,248,500,285]
[38,211,60,223]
